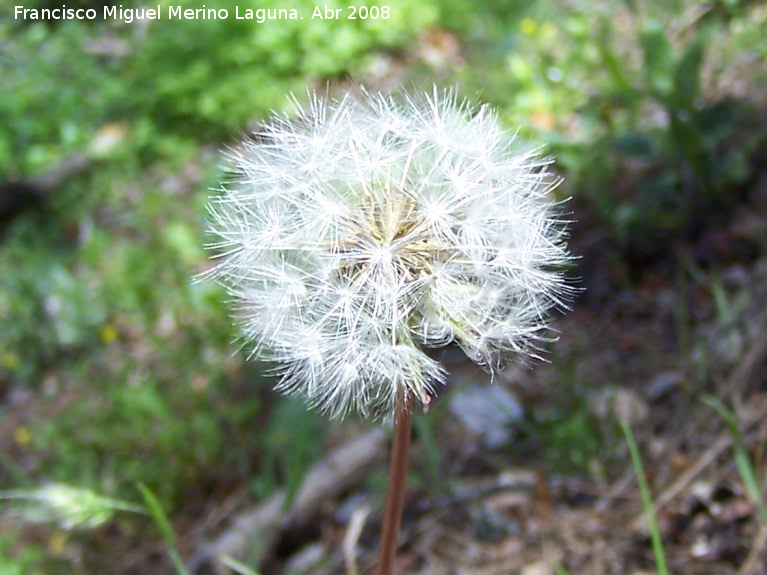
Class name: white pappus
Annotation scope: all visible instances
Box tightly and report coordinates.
[201,87,573,420]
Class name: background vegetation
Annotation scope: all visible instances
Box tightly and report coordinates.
[1,0,766,573]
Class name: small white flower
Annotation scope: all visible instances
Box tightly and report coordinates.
[203,87,572,420]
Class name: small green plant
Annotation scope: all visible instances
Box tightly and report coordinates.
[455,1,764,259]
[518,377,609,477]
[599,14,754,256]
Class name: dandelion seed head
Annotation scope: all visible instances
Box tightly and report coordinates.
[203,87,573,420]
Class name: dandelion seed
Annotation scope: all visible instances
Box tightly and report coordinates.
[202,87,572,420]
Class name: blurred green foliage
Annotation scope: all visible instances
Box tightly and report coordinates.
[121,0,439,138]
[1,0,439,174]
[457,0,766,255]
[0,528,46,575]
[0,0,765,571]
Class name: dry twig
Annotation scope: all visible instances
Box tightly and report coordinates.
[189,428,387,575]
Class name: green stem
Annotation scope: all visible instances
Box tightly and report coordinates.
[376,392,413,575]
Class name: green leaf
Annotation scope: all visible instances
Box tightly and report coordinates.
[613,132,656,158]
[596,40,632,93]
[672,40,704,106]
[640,26,673,95]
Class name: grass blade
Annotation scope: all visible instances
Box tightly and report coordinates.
[621,420,669,575]
[137,483,190,575]
[221,555,263,575]
[702,395,767,525]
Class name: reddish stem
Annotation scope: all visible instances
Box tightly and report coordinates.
[376,393,413,575]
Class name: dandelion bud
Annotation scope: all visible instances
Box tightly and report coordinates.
[203,87,572,420]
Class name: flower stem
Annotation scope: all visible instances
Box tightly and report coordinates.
[376,392,413,575]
